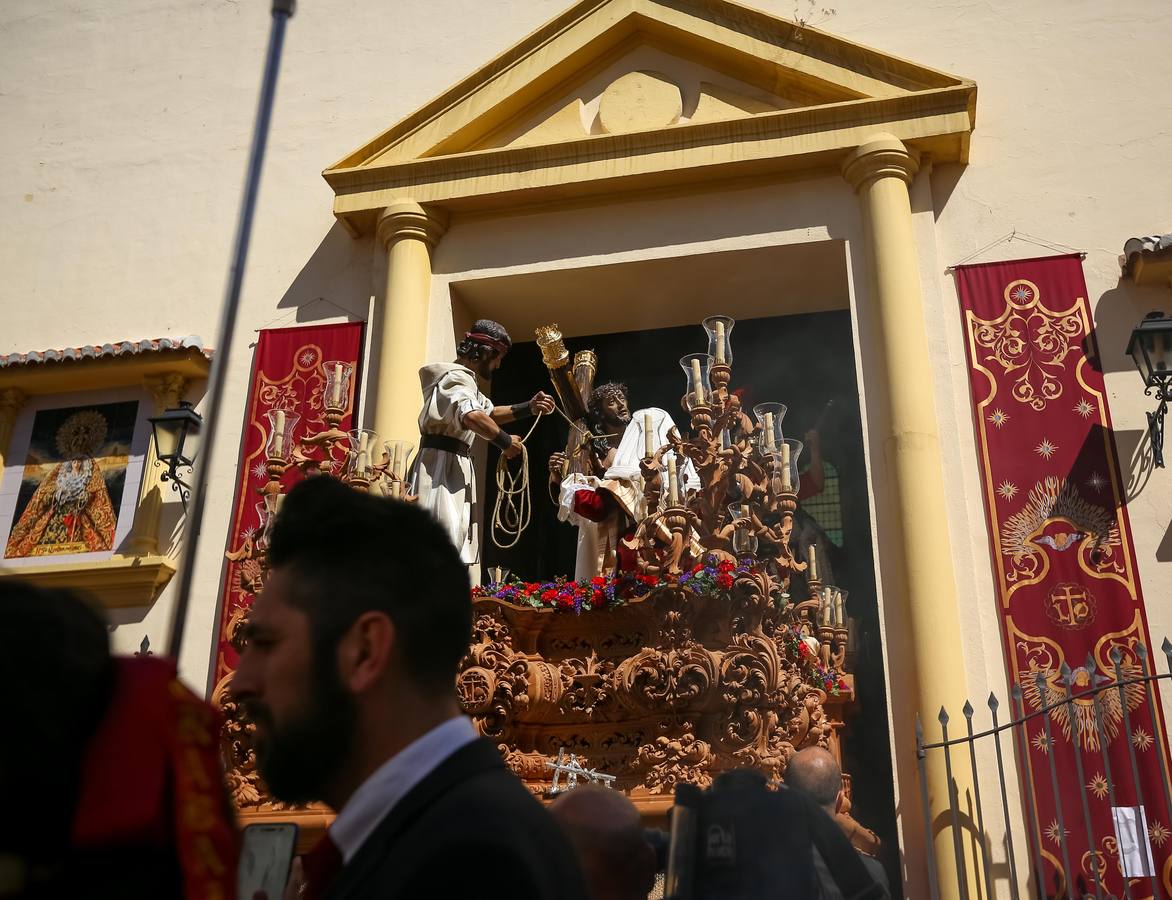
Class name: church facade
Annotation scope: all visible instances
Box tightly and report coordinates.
[2,0,1170,896]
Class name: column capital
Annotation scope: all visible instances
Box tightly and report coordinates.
[0,387,27,415]
[841,132,920,192]
[376,199,449,249]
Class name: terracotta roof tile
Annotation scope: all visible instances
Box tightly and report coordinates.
[0,336,213,368]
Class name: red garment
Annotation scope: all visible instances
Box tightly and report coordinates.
[300,834,344,900]
[571,488,610,522]
[71,656,239,900]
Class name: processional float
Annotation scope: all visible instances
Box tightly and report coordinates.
[218,314,860,826]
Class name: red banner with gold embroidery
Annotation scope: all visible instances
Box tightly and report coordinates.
[956,255,1172,896]
[209,323,363,804]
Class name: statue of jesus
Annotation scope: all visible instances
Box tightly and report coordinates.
[548,382,697,580]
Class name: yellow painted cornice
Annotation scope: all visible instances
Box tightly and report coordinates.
[323,0,975,232]
[0,349,210,396]
[0,554,176,609]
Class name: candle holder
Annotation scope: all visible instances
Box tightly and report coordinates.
[322,360,354,423]
[383,439,414,497]
[752,402,787,456]
[265,408,300,463]
[703,316,734,398]
[344,428,381,489]
[679,353,714,413]
[727,503,758,556]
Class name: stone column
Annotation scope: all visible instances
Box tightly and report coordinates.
[842,133,973,899]
[0,388,28,475]
[126,374,186,557]
[372,200,448,445]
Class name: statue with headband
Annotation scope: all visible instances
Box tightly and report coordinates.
[409,319,554,574]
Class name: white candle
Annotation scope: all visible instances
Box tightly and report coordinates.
[275,493,285,513]
[780,441,792,491]
[392,441,404,478]
[667,456,679,506]
[357,450,369,475]
[690,358,704,405]
[808,545,818,581]
[763,412,775,450]
[834,591,845,628]
[740,503,750,520]
[822,591,834,626]
[331,363,343,406]
[644,412,654,458]
[714,321,726,363]
[272,410,285,457]
[359,431,369,454]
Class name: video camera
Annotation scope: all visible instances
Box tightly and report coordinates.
[663,769,885,900]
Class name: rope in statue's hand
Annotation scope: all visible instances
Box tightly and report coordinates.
[490,410,545,549]
[489,403,621,549]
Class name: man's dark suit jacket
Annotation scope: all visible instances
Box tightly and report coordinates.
[324,738,588,900]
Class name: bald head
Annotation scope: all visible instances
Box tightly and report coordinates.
[549,786,656,900]
[786,747,844,814]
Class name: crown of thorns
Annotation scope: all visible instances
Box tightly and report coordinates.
[587,382,628,418]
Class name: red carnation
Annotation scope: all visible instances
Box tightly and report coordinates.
[556,594,575,610]
[716,572,734,590]
[589,590,607,609]
[591,576,607,587]
[717,559,735,574]
[541,588,559,603]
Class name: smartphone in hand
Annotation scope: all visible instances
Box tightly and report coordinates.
[238,822,299,900]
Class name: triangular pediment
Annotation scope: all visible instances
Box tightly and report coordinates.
[324,0,975,230]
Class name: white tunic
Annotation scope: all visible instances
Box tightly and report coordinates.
[409,362,493,565]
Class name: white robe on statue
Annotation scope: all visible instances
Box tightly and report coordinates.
[409,362,493,566]
[557,407,700,580]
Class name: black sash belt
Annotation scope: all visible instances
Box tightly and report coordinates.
[420,434,472,457]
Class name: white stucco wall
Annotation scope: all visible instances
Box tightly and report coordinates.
[1,0,1170,889]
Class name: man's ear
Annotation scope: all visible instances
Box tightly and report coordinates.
[337,611,395,694]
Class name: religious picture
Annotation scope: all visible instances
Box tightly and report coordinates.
[4,401,139,559]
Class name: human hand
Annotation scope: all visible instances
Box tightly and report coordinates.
[530,391,555,415]
[251,855,304,900]
[549,451,568,475]
[505,434,524,459]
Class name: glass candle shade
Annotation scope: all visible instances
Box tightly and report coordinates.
[323,360,354,410]
[486,565,511,586]
[727,503,757,556]
[254,497,282,551]
[752,403,787,454]
[819,585,838,627]
[703,315,735,367]
[265,408,301,461]
[384,439,414,482]
[778,438,804,492]
[833,588,849,628]
[346,428,381,481]
[679,353,714,411]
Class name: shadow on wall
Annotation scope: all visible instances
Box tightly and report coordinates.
[1084,278,1169,502]
[1092,279,1171,377]
[264,221,374,333]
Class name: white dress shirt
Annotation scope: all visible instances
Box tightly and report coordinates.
[329,715,479,863]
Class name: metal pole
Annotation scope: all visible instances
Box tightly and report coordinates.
[167,0,296,661]
[963,699,996,898]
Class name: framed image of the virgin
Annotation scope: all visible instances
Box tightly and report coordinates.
[0,390,151,565]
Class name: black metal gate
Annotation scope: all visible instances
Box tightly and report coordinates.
[916,642,1172,900]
